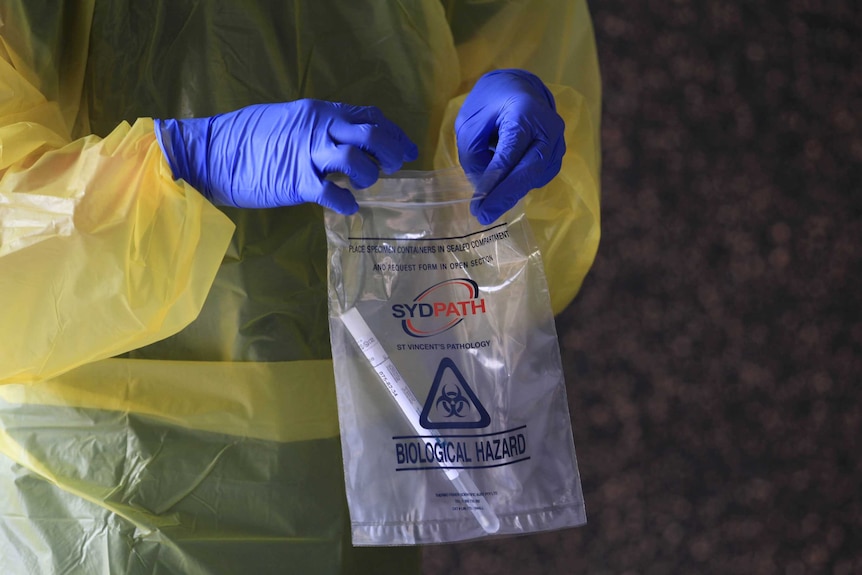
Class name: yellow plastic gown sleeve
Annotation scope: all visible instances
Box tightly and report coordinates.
[0,58,235,385]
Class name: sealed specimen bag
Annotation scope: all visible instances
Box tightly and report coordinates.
[326,170,586,545]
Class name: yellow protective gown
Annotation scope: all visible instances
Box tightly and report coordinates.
[0,1,601,573]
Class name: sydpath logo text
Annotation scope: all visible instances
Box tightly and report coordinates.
[391,278,487,338]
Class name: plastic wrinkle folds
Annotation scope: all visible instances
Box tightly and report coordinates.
[0,193,75,256]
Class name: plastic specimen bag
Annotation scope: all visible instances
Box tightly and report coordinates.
[325,170,586,545]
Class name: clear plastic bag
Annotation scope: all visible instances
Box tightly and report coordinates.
[326,169,586,545]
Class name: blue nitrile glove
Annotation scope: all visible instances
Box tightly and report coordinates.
[455,69,566,225]
[155,100,418,213]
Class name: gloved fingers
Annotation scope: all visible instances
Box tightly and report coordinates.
[317,143,381,190]
[470,119,534,199]
[534,132,567,188]
[494,121,566,194]
[471,138,562,225]
[328,121,409,175]
[458,146,495,181]
[315,180,360,215]
[455,108,497,178]
[329,107,418,173]
[469,109,565,197]
[340,103,387,125]
[354,106,419,165]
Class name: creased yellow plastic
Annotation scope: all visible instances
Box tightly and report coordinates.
[0,57,235,385]
[0,359,338,443]
[0,120,235,384]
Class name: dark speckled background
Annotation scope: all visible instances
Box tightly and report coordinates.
[423,1,861,573]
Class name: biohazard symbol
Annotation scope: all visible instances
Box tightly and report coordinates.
[420,357,491,429]
[436,385,469,418]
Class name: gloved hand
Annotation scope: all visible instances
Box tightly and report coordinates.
[155,100,418,213]
[456,69,566,225]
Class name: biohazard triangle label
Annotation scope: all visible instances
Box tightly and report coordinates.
[420,357,491,429]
